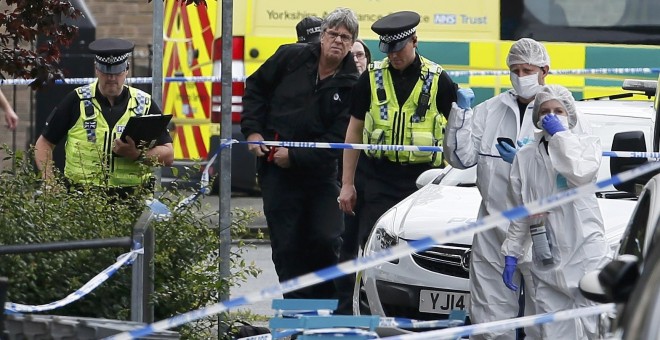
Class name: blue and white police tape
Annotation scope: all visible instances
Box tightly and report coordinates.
[246,140,443,153]
[0,76,245,86]
[2,66,659,86]
[450,67,660,77]
[381,303,616,340]
[237,334,272,340]
[602,150,660,159]
[379,317,464,330]
[5,248,142,313]
[105,159,660,340]
[232,139,660,159]
[171,151,217,212]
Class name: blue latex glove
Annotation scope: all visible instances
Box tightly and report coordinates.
[502,256,519,291]
[456,88,475,109]
[495,142,517,164]
[541,113,567,136]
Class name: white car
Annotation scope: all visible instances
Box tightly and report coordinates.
[355,81,657,321]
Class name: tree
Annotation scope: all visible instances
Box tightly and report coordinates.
[0,0,205,89]
[0,0,81,88]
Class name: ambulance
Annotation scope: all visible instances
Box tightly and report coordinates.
[162,0,660,192]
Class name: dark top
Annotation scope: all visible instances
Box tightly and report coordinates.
[517,99,528,127]
[42,85,172,146]
[241,42,359,178]
[350,54,458,120]
[350,54,459,188]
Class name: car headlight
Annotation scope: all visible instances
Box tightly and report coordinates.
[364,208,400,257]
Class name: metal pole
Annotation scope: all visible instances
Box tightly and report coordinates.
[142,223,155,323]
[151,2,164,112]
[151,0,164,186]
[139,0,163,324]
[151,1,165,189]
[130,204,158,323]
[0,237,131,255]
[0,277,7,338]
[130,231,146,323]
[219,0,233,336]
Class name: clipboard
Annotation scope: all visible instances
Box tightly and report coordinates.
[120,114,173,148]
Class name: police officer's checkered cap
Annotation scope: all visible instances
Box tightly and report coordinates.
[89,39,134,61]
[506,38,550,68]
[95,53,131,65]
[321,7,359,41]
[532,85,578,129]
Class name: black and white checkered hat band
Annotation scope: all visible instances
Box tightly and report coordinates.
[380,28,416,43]
[95,52,131,65]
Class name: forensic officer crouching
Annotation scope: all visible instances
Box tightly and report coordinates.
[34,38,174,198]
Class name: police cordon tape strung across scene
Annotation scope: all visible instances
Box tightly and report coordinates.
[0,66,659,85]
[6,248,141,313]
[217,139,660,159]
[3,134,653,334]
[104,159,660,340]
[383,303,616,340]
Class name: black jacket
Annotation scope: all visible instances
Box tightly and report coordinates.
[241,42,359,176]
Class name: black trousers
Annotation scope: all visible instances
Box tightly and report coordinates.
[335,170,420,314]
[335,174,365,314]
[259,163,344,299]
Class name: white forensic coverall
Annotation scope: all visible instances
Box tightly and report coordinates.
[444,91,539,340]
[502,114,607,339]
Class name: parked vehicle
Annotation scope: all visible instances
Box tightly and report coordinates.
[355,80,658,321]
[578,131,660,338]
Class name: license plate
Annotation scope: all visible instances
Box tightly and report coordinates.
[419,289,470,315]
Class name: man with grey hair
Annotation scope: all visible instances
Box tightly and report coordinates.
[242,7,359,299]
[443,38,551,339]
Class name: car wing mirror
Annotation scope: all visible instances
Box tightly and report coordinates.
[579,270,610,303]
[599,254,640,303]
[415,168,446,189]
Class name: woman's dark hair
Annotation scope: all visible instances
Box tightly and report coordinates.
[356,39,371,64]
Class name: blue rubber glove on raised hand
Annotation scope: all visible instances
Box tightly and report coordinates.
[456,88,475,109]
[541,113,567,136]
[495,142,517,164]
[502,255,519,291]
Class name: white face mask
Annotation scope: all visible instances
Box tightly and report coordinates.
[510,73,542,99]
[556,115,569,129]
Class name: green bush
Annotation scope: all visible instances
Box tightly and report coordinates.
[0,146,262,338]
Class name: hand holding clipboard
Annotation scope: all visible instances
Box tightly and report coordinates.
[120,114,173,148]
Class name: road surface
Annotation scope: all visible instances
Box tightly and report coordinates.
[200,194,280,317]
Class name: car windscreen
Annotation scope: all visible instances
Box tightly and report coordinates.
[585,113,654,186]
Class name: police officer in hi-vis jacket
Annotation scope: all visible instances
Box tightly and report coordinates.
[35,38,173,197]
[339,11,464,251]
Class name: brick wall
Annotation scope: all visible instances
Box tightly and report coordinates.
[0,0,158,157]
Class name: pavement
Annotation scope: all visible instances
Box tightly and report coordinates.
[199,193,282,318]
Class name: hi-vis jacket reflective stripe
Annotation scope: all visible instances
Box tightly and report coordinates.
[64,80,152,187]
[363,55,446,166]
